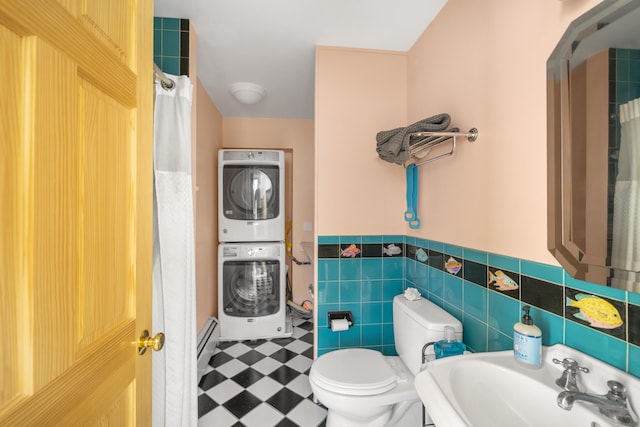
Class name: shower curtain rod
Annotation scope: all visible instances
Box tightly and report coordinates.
[154,63,175,90]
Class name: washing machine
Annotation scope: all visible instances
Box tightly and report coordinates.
[218,242,289,340]
[218,149,284,242]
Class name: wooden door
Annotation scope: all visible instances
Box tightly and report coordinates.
[0,0,154,425]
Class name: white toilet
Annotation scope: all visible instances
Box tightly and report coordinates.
[309,294,463,427]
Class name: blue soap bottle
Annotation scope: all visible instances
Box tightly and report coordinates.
[434,326,466,359]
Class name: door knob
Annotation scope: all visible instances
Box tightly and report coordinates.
[138,330,165,355]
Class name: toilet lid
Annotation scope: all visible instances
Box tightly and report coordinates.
[310,348,398,396]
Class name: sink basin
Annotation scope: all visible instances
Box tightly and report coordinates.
[415,344,640,427]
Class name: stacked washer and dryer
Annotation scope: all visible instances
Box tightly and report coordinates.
[217,149,290,340]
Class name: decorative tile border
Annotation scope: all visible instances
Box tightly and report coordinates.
[317,235,640,375]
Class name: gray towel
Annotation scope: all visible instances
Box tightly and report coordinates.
[376,113,451,164]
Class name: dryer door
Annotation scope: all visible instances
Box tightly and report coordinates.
[221,259,282,317]
[222,165,280,221]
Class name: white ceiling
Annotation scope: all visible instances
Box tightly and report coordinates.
[153,0,447,119]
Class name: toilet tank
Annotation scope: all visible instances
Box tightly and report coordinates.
[393,295,463,375]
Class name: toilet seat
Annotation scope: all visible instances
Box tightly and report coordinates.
[310,348,399,396]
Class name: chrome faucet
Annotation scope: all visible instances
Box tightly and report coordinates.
[553,357,590,392]
[557,380,638,426]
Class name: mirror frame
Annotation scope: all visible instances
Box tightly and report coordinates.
[547,0,640,288]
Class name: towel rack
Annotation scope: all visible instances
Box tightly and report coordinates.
[404,128,478,168]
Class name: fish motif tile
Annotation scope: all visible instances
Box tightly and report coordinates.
[340,244,361,258]
[445,256,462,275]
[383,243,403,257]
[565,288,626,340]
[487,267,520,299]
[416,248,428,263]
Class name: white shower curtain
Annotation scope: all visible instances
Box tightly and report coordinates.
[611,97,640,292]
[152,74,197,427]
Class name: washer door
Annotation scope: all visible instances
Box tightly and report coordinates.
[222,259,281,317]
[222,165,280,220]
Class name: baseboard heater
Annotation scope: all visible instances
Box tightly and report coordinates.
[197,317,220,382]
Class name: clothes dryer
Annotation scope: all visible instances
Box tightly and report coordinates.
[218,242,289,340]
[218,149,284,242]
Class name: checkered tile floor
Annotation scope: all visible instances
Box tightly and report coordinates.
[198,316,327,427]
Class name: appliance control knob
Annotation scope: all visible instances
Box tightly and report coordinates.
[248,151,255,159]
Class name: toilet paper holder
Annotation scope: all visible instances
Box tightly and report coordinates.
[327,311,353,328]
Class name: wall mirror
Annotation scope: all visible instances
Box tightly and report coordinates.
[547,0,640,292]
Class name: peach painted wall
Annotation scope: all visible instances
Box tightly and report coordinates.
[405,0,601,265]
[194,77,223,331]
[315,1,605,267]
[222,117,314,303]
[315,47,408,237]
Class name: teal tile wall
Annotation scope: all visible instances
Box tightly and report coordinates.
[317,235,406,356]
[613,48,640,107]
[153,17,190,76]
[317,235,640,378]
[610,48,640,202]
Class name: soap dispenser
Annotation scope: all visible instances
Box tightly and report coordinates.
[513,305,542,367]
[434,326,466,359]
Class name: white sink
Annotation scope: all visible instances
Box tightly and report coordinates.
[415,344,640,427]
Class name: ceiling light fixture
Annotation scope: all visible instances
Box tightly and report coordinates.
[229,82,266,105]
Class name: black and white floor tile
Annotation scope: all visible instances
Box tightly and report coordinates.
[198,316,327,427]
